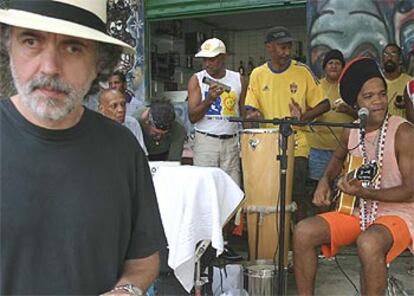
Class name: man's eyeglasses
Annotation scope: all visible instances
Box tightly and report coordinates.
[383,51,399,57]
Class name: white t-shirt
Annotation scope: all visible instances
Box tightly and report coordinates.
[123,116,148,156]
[194,69,242,135]
[126,96,144,117]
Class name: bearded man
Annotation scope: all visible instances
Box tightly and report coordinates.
[382,43,413,119]
[0,1,165,294]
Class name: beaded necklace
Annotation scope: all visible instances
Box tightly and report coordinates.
[358,113,389,231]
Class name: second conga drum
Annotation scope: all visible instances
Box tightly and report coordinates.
[240,129,294,265]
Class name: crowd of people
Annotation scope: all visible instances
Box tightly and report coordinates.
[1,1,414,295]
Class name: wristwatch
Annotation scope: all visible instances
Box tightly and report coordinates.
[112,283,144,296]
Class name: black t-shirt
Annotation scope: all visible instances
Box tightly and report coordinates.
[0,99,166,294]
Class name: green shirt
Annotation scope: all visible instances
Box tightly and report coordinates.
[135,108,186,161]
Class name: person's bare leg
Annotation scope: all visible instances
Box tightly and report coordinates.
[357,225,393,296]
[359,270,366,296]
[293,216,331,295]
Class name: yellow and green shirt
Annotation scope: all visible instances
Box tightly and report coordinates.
[306,78,354,151]
[386,73,412,118]
[245,60,324,157]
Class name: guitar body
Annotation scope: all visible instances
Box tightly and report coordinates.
[336,156,363,215]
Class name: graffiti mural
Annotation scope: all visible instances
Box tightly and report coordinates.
[108,0,145,105]
[307,0,414,77]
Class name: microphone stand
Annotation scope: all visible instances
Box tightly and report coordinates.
[230,117,360,296]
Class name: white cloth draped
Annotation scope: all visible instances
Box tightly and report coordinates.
[152,165,244,292]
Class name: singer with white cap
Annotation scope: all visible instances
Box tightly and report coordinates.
[293,57,414,295]
[187,37,247,261]
[0,0,166,295]
[187,38,247,187]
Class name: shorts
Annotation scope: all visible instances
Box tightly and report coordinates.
[319,212,412,263]
[308,148,333,180]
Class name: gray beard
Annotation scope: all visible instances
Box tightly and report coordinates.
[10,60,92,122]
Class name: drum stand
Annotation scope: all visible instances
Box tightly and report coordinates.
[230,116,360,295]
[275,121,294,296]
[194,240,211,296]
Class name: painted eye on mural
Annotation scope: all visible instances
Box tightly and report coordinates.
[396,0,413,13]
[109,21,124,34]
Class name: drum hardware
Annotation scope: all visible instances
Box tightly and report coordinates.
[244,261,276,296]
[246,203,297,214]
[245,203,297,261]
[248,138,260,150]
[194,240,211,296]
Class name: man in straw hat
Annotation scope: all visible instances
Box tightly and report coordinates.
[293,58,414,295]
[0,1,165,295]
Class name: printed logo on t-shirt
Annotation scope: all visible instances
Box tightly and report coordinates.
[205,90,238,117]
[206,97,222,116]
[262,85,270,92]
[290,82,298,94]
[222,91,238,116]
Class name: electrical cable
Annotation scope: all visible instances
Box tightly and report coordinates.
[334,256,360,296]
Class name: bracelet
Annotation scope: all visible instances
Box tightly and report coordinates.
[112,283,144,296]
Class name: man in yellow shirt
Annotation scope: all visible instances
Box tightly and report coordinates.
[306,50,356,214]
[245,26,330,222]
[382,43,412,118]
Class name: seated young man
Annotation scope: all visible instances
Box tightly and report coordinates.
[293,58,414,295]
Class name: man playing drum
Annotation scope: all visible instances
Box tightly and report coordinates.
[245,26,329,222]
[293,58,414,295]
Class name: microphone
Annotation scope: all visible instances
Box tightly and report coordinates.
[358,107,369,130]
[202,77,231,92]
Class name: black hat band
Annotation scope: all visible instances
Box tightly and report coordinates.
[3,0,107,34]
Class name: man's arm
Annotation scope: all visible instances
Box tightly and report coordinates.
[313,128,350,207]
[338,122,414,202]
[187,74,224,123]
[301,99,331,121]
[167,121,186,161]
[238,74,248,118]
[105,252,160,295]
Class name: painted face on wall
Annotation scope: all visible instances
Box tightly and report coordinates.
[308,0,389,77]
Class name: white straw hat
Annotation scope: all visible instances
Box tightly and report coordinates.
[0,0,135,54]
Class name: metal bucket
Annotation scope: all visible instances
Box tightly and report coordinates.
[244,260,276,296]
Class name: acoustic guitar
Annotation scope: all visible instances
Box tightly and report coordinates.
[335,156,379,215]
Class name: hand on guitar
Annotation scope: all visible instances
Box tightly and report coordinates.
[337,174,363,197]
[312,177,333,207]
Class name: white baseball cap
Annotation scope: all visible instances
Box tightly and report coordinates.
[195,38,226,58]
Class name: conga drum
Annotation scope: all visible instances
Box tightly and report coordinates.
[240,129,295,266]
